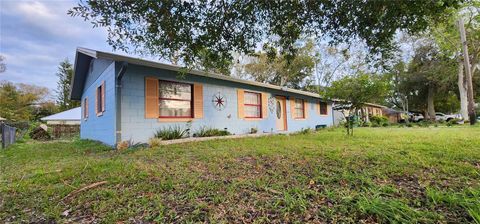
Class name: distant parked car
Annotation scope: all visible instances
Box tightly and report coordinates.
[435,112,462,122]
[410,113,424,122]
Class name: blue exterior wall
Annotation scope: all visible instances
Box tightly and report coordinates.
[80,59,117,145]
[119,64,334,143]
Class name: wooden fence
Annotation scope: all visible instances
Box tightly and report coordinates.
[1,123,17,149]
[50,124,80,139]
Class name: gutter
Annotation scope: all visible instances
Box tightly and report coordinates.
[115,62,128,144]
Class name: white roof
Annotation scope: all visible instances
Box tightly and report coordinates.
[0,117,6,121]
[41,107,81,121]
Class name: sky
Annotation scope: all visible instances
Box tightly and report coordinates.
[0,0,114,91]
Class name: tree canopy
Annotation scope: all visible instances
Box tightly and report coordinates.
[69,0,460,73]
[241,40,318,89]
[0,81,54,121]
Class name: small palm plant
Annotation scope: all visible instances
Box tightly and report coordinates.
[154,125,189,140]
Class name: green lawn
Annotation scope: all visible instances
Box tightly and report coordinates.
[1,127,480,223]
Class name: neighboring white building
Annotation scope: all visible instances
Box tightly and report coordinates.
[41,107,81,125]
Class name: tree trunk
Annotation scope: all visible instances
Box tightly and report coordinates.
[427,85,436,121]
[458,61,469,121]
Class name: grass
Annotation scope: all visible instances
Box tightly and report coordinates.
[1,127,479,223]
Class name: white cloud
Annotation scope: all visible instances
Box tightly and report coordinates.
[0,0,112,91]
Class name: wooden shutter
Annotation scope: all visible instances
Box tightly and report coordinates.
[261,92,268,118]
[193,83,203,118]
[95,86,98,115]
[101,81,105,112]
[290,97,295,118]
[304,100,308,119]
[145,77,159,118]
[237,89,244,118]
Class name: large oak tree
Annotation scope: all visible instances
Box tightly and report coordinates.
[69,0,460,73]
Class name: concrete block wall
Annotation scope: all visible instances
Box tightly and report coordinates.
[119,64,334,143]
[80,60,116,145]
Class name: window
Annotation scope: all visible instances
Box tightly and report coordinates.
[96,82,105,115]
[158,80,193,118]
[97,86,102,112]
[83,97,89,119]
[294,99,305,118]
[244,91,262,118]
[319,102,328,115]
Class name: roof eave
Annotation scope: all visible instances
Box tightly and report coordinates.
[81,47,327,100]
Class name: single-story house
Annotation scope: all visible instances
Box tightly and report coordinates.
[70,48,334,146]
[40,107,81,125]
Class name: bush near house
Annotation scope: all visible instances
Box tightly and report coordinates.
[193,126,231,137]
[154,125,190,140]
[369,115,389,127]
[1,127,479,223]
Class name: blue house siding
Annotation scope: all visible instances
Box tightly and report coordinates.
[119,64,333,143]
[80,60,117,145]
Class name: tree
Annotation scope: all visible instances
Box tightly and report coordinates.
[429,2,480,122]
[409,44,456,120]
[325,73,389,135]
[241,40,318,89]
[0,55,6,73]
[68,1,460,73]
[0,81,52,121]
[56,59,80,111]
[386,43,457,120]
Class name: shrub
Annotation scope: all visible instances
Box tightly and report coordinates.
[406,123,414,128]
[154,125,189,140]
[362,122,372,127]
[417,120,433,127]
[298,128,313,134]
[148,138,162,148]
[194,126,231,137]
[447,118,461,127]
[371,123,380,128]
[397,123,406,128]
[370,115,389,127]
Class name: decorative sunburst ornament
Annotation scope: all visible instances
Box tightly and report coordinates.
[268,96,276,113]
[212,92,227,111]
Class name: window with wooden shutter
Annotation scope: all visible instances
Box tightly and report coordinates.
[158,80,192,118]
[244,91,262,118]
[294,99,305,119]
[319,102,328,115]
[95,81,105,116]
[145,77,159,118]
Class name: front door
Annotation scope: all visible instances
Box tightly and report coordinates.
[275,96,287,131]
